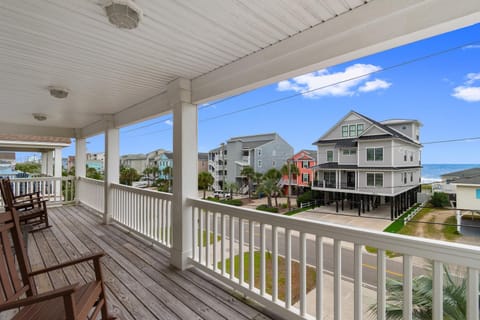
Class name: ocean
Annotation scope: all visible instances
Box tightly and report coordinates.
[421,163,480,183]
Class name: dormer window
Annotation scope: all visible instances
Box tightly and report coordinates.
[342,126,348,137]
[349,125,356,137]
[357,124,364,135]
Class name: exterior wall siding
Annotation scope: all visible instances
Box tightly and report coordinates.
[358,140,392,167]
[456,185,480,210]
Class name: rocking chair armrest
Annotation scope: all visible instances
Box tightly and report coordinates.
[0,283,79,311]
[13,191,41,199]
[12,198,47,207]
[29,252,105,276]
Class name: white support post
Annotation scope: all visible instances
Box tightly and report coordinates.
[54,147,63,201]
[75,137,87,204]
[104,118,119,225]
[75,138,87,178]
[46,151,54,176]
[170,78,197,270]
[40,152,48,175]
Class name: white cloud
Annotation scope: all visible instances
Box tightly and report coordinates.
[463,45,480,50]
[276,64,390,98]
[466,72,480,85]
[451,72,480,102]
[164,119,173,126]
[358,79,392,92]
[452,86,480,102]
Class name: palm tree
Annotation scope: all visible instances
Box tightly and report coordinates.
[198,171,214,199]
[240,166,255,198]
[120,166,139,185]
[263,168,282,207]
[163,166,173,192]
[281,162,300,210]
[224,182,238,199]
[369,265,466,320]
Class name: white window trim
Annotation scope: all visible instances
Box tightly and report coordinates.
[258,160,262,168]
[326,149,334,162]
[366,147,384,161]
[366,172,384,187]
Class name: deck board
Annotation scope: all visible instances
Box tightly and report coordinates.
[18,205,272,320]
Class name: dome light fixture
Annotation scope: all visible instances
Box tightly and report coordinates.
[33,113,48,121]
[48,86,69,99]
[105,0,142,30]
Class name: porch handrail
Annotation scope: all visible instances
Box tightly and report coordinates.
[77,177,104,213]
[3,176,75,205]
[110,183,172,248]
[188,197,480,320]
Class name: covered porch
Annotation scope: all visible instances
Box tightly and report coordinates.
[24,205,271,320]
[2,1,480,319]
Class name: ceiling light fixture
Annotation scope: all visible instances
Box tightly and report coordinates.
[48,86,69,99]
[33,113,48,121]
[105,0,142,29]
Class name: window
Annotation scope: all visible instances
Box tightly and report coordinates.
[342,125,348,137]
[349,124,356,137]
[357,124,364,135]
[342,149,356,155]
[366,147,383,161]
[258,160,262,167]
[476,189,480,199]
[242,150,249,156]
[410,154,414,162]
[327,150,333,162]
[403,173,407,184]
[404,151,407,162]
[257,149,262,156]
[302,173,309,182]
[410,172,413,182]
[324,171,336,187]
[272,160,276,167]
[302,161,309,168]
[367,173,383,187]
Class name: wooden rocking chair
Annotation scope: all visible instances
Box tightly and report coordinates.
[0,209,115,319]
[0,178,51,231]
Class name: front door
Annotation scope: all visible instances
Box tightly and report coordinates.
[347,172,355,189]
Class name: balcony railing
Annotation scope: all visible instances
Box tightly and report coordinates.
[2,176,76,205]
[74,185,480,320]
[78,177,104,212]
[111,183,172,248]
[312,180,355,190]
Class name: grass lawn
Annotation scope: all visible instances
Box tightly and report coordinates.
[443,215,460,241]
[218,251,316,303]
[201,231,221,247]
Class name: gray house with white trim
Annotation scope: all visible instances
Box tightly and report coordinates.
[209,133,293,191]
[311,111,422,219]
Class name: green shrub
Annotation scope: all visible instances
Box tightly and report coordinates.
[280,203,288,209]
[220,199,243,206]
[296,191,313,207]
[256,205,279,213]
[430,192,450,208]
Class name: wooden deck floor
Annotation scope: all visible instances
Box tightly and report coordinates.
[23,205,272,320]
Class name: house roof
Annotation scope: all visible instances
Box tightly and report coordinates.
[442,167,480,181]
[313,111,420,146]
[198,153,208,160]
[453,176,480,185]
[295,150,317,160]
[120,154,147,160]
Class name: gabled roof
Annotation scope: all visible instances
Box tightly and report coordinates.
[295,150,316,160]
[453,176,480,185]
[441,167,480,181]
[313,111,420,146]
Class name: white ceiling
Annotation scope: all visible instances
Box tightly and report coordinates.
[0,0,479,137]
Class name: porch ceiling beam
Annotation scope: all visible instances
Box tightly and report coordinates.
[191,0,480,104]
[77,91,171,139]
[0,122,74,138]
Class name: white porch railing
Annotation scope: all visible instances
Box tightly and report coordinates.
[3,176,76,205]
[77,177,104,213]
[110,183,172,248]
[188,198,480,320]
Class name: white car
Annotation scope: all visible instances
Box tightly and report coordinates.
[213,190,231,199]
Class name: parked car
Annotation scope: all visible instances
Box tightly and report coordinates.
[213,190,232,199]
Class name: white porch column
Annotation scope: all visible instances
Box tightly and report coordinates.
[75,138,87,178]
[104,118,119,224]
[40,152,48,175]
[46,151,54,176]
[54,147,62,200]
[75,137,87,204]
[170,78,197,270]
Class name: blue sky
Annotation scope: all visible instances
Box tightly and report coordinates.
[52,23,480,164]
